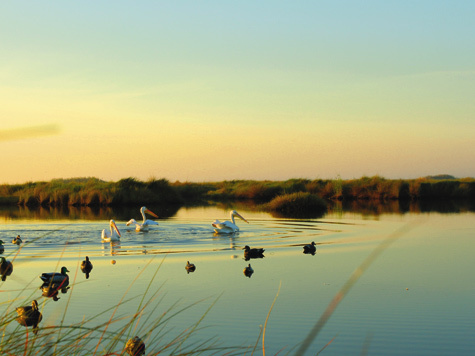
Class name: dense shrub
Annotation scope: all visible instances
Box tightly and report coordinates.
[264,192,327,218]
[3,176,474,209]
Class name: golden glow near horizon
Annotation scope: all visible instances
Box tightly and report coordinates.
[1,2,474,184]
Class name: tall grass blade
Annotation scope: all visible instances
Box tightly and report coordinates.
[295,223,416,355]
[262,281,281,356]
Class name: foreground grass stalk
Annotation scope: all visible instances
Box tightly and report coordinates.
[93,257,153,355]
[295,223,416,355]
[315,334,337,355]
[262,281,281,356]
[171,293,223,354]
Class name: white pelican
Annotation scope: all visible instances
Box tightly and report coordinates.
[212,210,249,234]
[101,219,121,242]
[126,206,159,231]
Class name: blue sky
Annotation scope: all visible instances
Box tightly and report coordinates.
[1,1,474,183]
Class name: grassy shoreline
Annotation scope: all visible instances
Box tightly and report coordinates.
[1,176,474,217]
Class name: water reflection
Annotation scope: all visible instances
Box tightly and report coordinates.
[0,204,180,222]
[1,199,475,221]
[243,264,254,278]
[102,241,121,256]
[40,282,69,301]
[335,198,475,215]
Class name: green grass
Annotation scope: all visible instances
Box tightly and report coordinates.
[263,192,328,218]
[0,255,244,356]
[1,176,474,216]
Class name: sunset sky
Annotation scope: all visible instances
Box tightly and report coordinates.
[1,1,474,184]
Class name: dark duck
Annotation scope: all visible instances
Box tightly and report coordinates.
[125,336,145,356]
[243,245,265,261]
[0,240,5,254]
[12,235,22,245]
[303,241,317,255]
[81,256,93,279]
[16,300,43,334]
[185,261,196,274]
[0,257,13,281]
[40,266,70,289]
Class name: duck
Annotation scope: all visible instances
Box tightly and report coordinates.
[0,240,4,254]
[125,336,146,356]
[0,257,13,281]
[303,241,317,255]
[243,264,254,278]
[81,256,93,279]
[212,210,249,234]
[39,266,70,289]
[243,245,265,261]
[185,261,196,274]
[16,300,42,334]
[126,206,159,232]
[12,235,22,245]
[101,219,121,242]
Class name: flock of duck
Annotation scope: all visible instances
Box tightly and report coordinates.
[100,207,317,277]
[1,206,317,355]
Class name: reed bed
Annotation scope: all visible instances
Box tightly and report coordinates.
[263,192,327,218]
[1,176,473,213]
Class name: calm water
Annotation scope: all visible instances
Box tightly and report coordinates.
[1,204,474,355]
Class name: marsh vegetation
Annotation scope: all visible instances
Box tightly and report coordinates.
[1,176,474,218]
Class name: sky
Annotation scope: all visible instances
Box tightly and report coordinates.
[1,1,474,184]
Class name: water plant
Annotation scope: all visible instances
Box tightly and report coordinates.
[0,247,244,355]
[2,176,474,212]
[264,192,327,218]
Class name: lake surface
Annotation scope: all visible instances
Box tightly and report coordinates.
[1,204,474,355]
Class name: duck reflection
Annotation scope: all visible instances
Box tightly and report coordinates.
[39,266,70,301]
[185,261,196,274]
[243,263,254,278]
[0,257,13,281]
[81,256,93,279]
[303,241,317,255]
[125,336,145,356]
[40,282,69,301]
[243,245,265,261]
[16,300,42,335]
